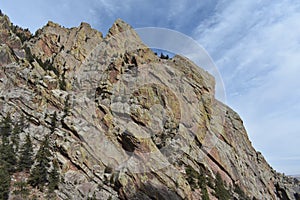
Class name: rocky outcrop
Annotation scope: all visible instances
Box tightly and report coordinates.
[0,13,299,200]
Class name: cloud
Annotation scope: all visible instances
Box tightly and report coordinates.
[1,0,100,32]
[194,0,300,174]
[3,0,214,34]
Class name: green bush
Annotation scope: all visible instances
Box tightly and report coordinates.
[36,58,59,76]
[185,166,199,190]
[234,184,250,200]
[13,181,29,198]
[185,165,210,198]
[24,47,34,63]
[29,136,51,190]
[214,173,231,200]
[18,134,34,171]
[0,166,10,200]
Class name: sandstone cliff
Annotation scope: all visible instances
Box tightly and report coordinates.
[0,13,299,200]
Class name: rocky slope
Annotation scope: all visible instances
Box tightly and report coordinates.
[0,13,299,200]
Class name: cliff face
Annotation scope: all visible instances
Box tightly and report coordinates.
[0,13,299,200]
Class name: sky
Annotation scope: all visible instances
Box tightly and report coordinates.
[1,0,300,175]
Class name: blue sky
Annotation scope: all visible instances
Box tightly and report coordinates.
[2,0,300,175]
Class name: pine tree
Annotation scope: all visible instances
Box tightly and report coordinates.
[0,113,12,139]
[0,114,16,173]
[50,112,57,134]
[214,172,231,200]
[18,134,34,171]
[201,187,209,200]
[62,95,70,120]
[0,141,17,173]
[197,173,209,200]
[160,52,164,59]
[234,184,250,200]
[29,136,51,190]
[185,166,198,190]
[0,113,17,173]
[48,159,60,193]
[11,114,26,152]
[0,165,11,200]
[11,124,21,153]
[13,181,29,198]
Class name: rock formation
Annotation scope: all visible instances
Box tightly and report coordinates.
[0,12,299,200]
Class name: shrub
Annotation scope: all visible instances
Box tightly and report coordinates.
[214,173,231,200]
[185,166,199,190]
[234,184,250,200]
[18,134,34,171]
[0,166,10,200]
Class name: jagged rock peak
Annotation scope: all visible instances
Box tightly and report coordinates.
[0,14,12,30]
[35,20,103,39]
[45,21,61,28]
[106,18,135,38]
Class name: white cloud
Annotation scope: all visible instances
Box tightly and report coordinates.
[195,0,300,174]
